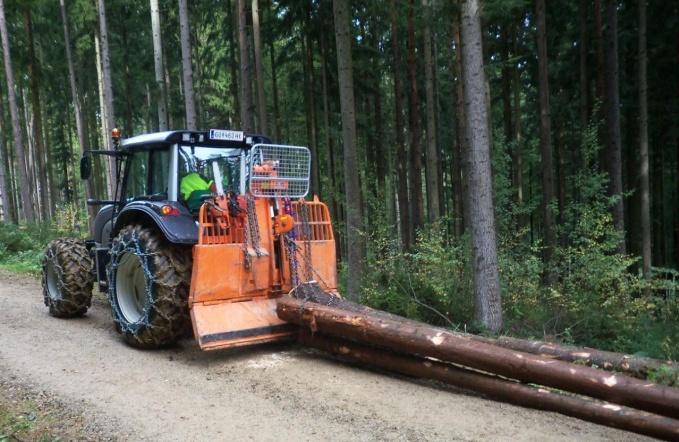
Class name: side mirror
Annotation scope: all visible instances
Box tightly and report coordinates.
[80,155,92,180]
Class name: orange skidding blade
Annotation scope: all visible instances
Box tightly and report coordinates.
[188,197,337,351]
[191,298,296,350]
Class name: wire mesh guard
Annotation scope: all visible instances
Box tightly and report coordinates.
[249,144,311,198]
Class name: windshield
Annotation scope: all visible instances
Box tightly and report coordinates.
[179,145,243,195]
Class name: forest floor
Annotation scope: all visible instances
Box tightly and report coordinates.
[0,270,655,442]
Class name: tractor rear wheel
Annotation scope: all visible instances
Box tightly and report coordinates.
[108,225,192,348]
[42,238,95,318]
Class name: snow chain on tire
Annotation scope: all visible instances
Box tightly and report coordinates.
[108,225,192,348]
[42,238,95,318]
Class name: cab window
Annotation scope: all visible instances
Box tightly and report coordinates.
[178,146,242,195]
[125,148,170,201]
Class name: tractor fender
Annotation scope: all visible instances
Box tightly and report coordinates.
[112,201,198,245]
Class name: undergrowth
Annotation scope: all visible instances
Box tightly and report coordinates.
[360,120,679,362]
[0,205,85,275]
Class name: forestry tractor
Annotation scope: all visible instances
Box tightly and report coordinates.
[41,129,337,350]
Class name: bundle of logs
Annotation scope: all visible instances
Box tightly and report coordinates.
[276,283,679,441]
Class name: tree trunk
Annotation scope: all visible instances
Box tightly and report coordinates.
[121,22,134,135]
[0,0,35,222]
[164,52,174,129]
[268,30,280,140]
[333,0,364,300]
[406,0,424,234]
[23,9,50,221]
[60,0,96,224]
[303,333,679,441]
[278,294,679,419]
[3,113,19,221]
[422,0,439,223]
[390,0,410,249]
[95,0,116,198]
[512,42,523,207]
[638,0,650,279]
[150,0,168,130]
[251,0,267,134]
[603,0,625,252]
[579,0,589,129]
[652,143,664,267]
[237,0,255,133]
[320,33,339,234]
[303,10,320,196]
[452,15,466,237]
[460,0,502,332]
[594,0,605,104]
[556,124,566,232]
[178,0,197,130]
[500,25,513,145]
[536,0,557,284]
[0,94,9,221]
[22,89,38,214]
[227,0,240,128]
[373,88,385,196]
[94,29,111,196]
[484,335,678,381]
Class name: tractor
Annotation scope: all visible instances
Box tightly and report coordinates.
[41,129,337,350]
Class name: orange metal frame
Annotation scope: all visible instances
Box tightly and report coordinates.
[188,195,337,350]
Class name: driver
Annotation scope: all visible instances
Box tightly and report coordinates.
[180,171,216,213]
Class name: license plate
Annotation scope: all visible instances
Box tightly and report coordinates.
[209,129,244,142]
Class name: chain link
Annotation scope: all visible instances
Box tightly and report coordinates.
[284,233,300,287]
[242,193,264,271]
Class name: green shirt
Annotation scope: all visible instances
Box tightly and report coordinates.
[180,172,213,201]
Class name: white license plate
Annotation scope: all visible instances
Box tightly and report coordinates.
[209,129,244,142]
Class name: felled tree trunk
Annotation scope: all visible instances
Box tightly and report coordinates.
[485,336,677,381]
[290,283,677,380]
[302,332,679,441]
[278,291,679,419]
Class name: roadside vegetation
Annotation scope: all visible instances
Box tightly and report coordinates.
[0,205,84,275]
[362,128,679,362]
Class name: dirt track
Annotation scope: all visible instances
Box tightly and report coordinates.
[0,270,652,441]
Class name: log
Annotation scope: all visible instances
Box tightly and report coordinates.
[486,335,678,380]
[291,283,677,380]
[300,332,679,441]
[277,295,679,419]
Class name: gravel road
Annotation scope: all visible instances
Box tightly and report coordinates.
[0,270,651,441]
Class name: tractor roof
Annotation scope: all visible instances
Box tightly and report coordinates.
[120,130,271,151]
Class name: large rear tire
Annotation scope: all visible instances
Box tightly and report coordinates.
[108,225,192,348]
[42,238,95,318]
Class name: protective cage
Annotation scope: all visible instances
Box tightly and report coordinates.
[248,144,311,198]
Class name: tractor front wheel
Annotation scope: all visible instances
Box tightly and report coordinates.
[42,238,95,318]
[108,225,192,348]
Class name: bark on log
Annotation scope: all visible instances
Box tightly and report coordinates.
[301,332,679,441]
[486,336,677,380]
[291,283,677,380]
[278,294,679,419]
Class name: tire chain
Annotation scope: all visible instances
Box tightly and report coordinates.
[42,238,94,318]
[108,225,192,348]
